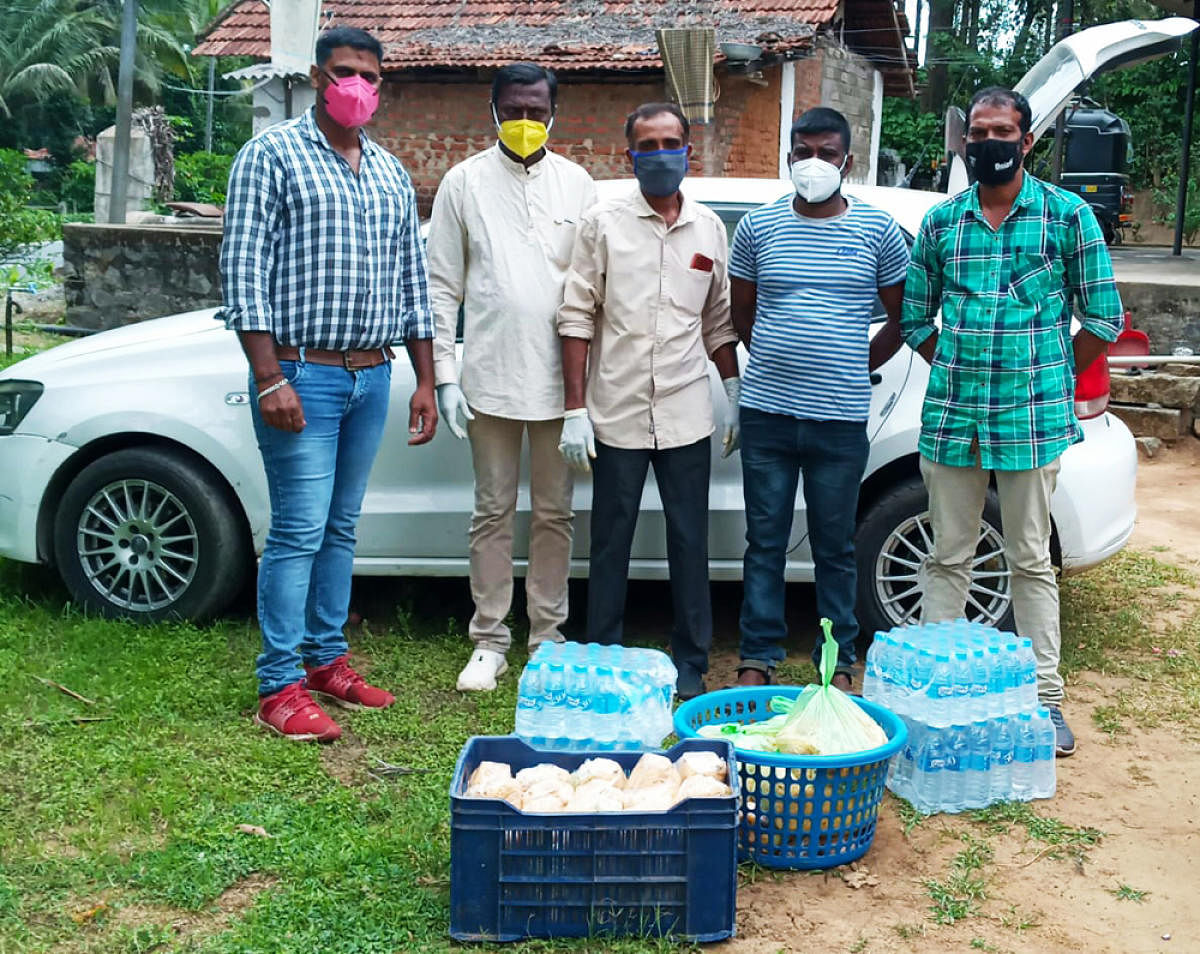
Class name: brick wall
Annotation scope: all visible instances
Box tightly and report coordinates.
[371,69,800,214]
[817,38,880,184]
[367,44,876,214]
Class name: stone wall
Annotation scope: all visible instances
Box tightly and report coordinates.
[62,222,223,330]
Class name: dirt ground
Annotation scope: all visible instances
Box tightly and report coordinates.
[712,440,1200,954]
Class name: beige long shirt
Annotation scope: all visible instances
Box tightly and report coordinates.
[557,185,737,450]
[428,145,597,420]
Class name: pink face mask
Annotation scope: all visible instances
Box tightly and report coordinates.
[322,73,379,129]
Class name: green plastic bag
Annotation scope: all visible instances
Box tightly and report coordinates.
[775,619,888,756]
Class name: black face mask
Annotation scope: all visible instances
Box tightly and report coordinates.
[966,138,1023,186]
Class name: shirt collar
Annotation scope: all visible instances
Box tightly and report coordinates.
[965,170,1039,223]
[495,143,546,178]
[630,184,698,226]
[299,107,378,157]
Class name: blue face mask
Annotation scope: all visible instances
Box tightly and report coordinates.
[630,147,689,197]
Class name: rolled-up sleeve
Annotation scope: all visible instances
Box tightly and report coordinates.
[218,140,281,333]
[556,211,604,340]
[1067,204,1123,343]
[701,220,738,357]
[426,168,466,383]
[901,212,941,351]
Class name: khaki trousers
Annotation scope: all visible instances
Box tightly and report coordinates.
[919,454,1064,704]
[467,412,574,653]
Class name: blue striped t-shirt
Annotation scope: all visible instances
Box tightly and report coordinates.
[729,195,909,422]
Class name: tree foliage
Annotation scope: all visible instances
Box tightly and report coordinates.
[890,0,1196,203]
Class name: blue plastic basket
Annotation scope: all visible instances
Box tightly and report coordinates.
[449,736,739,942]
[674,687,906,870]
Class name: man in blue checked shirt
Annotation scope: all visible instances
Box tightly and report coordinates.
[730,107,909,692]
[219,27,438,743]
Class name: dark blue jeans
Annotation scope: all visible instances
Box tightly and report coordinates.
[251,357,391,696]
[738,409,869,674]
[586,437,712,677]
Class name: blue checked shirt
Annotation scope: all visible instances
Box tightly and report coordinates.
[218,109,434,349]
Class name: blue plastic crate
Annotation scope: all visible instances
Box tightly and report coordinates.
[674,687,906,870]
[449,736,738,942]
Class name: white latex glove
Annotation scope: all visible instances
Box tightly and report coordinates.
[559,407,597,473]
[436,383,475,440]
[721,376,742,458]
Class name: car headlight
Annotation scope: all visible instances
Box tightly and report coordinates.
[0,380,44,436]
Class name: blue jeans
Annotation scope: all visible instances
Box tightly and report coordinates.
[251,357,391,696]
[738,409,869,673]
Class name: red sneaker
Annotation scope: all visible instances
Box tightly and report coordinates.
[255,682,341,742]
[305,655,395,710]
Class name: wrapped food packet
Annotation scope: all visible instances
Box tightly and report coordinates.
[776,619,888,756]
[675,774,732,801]
[572,757,626,789]
[516,763,572,790]
[627,752,681,792]
[676,751,728,782]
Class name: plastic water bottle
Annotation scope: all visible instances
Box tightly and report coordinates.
[990,716,1015,802]
[1011,713,1037,800]
[515,660,544,741]
[890,717,920,799]
[985,645,1006,719]
[964,720,993,810]
[592,665,618,750]
[1017,638,1038,711]
[565,662,593,745]
[943,725,970,813]
[543,661,567,746]
[967,648,989,723]
[1001,641,1022,714]
[1032,708,1057,798]
[950,651,972,725]
[927,654,955,727]
[913,727,948,814]
[862,633,883,702]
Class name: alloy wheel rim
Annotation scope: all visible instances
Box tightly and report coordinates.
[75,479,199,611]
[874,513,1011,627]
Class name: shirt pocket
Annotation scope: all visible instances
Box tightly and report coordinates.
[1007,253,1055,306]
[668,267,713,319]
[540,218,578,270]
[372,185,408,244]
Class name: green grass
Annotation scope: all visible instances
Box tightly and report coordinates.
[2,543,1199,951]
[1109,884,1149,903]
[922,834,992,925]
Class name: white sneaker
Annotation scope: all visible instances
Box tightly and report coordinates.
[457,649,508,692]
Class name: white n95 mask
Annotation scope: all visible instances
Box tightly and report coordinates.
[790,156,847,204]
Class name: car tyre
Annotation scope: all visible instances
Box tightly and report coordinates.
[855,476,1016,635]
[53,447,250,621]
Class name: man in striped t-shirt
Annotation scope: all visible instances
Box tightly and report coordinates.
[730,107,909,690]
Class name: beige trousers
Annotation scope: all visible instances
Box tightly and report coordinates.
[919,454,1064,705]
[467,412,574,654]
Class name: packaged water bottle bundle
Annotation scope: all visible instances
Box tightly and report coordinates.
[861,620,1056,814]
[514,641,677,750]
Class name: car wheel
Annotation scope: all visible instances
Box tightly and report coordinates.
[53,447,250,621]
[855,477,1015,635]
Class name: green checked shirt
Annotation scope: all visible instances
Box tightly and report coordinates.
[901,173,1124,471]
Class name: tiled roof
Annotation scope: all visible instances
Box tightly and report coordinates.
[194,0,849,71]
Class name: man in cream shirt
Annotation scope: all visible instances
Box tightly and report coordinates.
[428,62,597,691]
[557,102,741,700]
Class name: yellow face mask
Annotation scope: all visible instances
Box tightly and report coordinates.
[496,117,550,159]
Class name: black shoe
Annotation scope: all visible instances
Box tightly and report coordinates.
[676,667,707,701]
[1047,705,1076,757]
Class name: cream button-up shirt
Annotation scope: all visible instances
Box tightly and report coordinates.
[428,145,597,420]
[557,185,737,450]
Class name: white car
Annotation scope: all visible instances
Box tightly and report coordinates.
[3,17,1190,629]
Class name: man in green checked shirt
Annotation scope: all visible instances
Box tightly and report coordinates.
[901,87,1124,758]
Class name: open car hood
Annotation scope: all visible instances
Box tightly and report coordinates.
[1015,17,1199,141]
